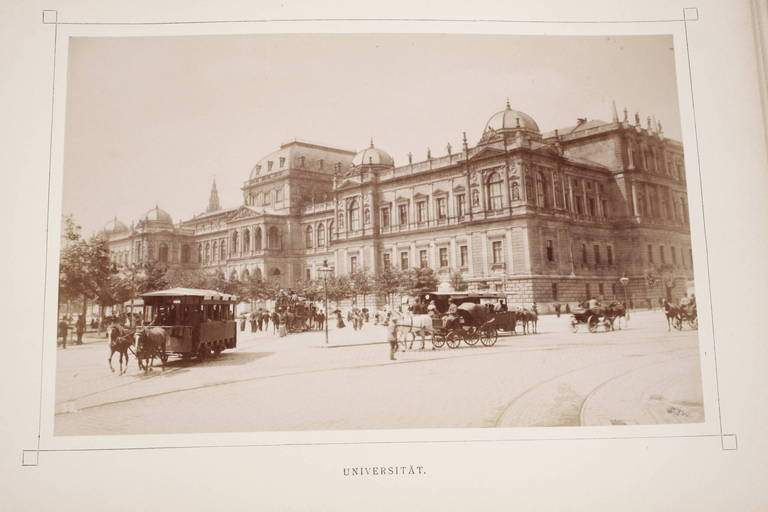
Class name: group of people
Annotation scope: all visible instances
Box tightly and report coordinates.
[57,314,86,349]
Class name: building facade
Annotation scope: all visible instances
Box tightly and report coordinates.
[101,102,694,308]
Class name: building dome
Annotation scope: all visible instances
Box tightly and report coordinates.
[141,205,173,225]
[102,217,128,234]
[351,141,395,167]
[484,101,540,133]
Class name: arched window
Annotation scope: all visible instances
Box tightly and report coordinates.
[487,172,503,210]
[204,242,210,264]
[254,227,262,250]
[181,244,190,263]
[231,231,239,254]
[242,268,250,281]
[158,243,169,263]
[230,269,238,281]
[338,212,345,230]
[305,225,314,248]
[510,181,520,201]
[212,241,218,261]
[525,174,536,204]
[270,267,282,285]
[220,240,226,260]
[328,220,335,242]
[317,223,326,247]
[256,192,263,206]
[254,267,262,280]
[268,226,280,249]
[349,199,360,231]
[536,172,547,207]
[243,228,251,253]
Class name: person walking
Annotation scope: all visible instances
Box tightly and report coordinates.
[388,314,399,361]
[75,314,85,345]
[249,311,258,332]
[554,303,561,318]
[261,309,270,332]
[271,310,280,334]
[58,317,69,349]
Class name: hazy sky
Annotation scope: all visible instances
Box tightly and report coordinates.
[62,33,680,234]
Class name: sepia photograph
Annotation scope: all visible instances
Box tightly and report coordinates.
[53,33,703,436]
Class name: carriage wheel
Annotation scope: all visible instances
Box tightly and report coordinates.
[432,333,445,349]
[603,318,613,332]
[213,343,222,357]
[688,317,698,330]
[571,319,579,333]
[464,328,479,346]
[480,326,498,347]
[160,351,169,364]
[672,316,683,331]
[446,331,462,349]
[587,315,599,333]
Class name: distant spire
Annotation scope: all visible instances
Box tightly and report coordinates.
[611,100,619,123]
[207,177,221,213]
[462,131,469,152]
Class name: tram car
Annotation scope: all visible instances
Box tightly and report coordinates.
[138,288,238,360]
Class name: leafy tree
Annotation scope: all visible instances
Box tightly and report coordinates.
[165,267,209,289]
[241,273,277,301]
[58,216,119,319]
[325,274,353,304]
[449,270,468,291]
[349,268,373,306]
[136,259,169,293]
[404,267,439,296]
[375,268,405,306]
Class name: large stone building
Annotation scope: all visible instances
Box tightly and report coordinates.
[101,101,694,308]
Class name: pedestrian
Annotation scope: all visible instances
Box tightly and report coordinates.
[565,303,571,314]
[249,311,257,332]
[336,309,345,329]
[75,314,85,345]
[278,313,287,338]
[271,310,280,334]
[387,314,399,361]
[262,310,270,332]
[532,302,538,315]
[239,313,247,332]
[554,303,561,318]
[58,317,68,349]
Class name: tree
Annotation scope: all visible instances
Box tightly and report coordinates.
[325,274,353,304]
[240,273,277,302]
[449,270,468,292]
[375,268,405,306]
[349,268,373,306]
[165,267,209,289]
[58,216,119,319]
[404,267,439,296]
[136,259,169,293]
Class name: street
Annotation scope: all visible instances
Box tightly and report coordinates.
[54,310,703,435]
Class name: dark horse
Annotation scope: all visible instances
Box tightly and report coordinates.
[604,302,627,330]
[108,324,134,375]
[134,327,166,372]
[663,301,682,331]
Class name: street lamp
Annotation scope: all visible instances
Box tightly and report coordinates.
[317,259,334,345]
[619,275,630,321]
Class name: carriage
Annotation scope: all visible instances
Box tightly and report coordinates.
[275,294,312,333]
[570,302,626,333]
[137,288,238,361]
[430,302,499,349]
[671,305,698,330]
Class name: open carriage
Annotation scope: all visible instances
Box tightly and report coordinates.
[570,302,626,333]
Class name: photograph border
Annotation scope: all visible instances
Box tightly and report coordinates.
[25,6,734,466]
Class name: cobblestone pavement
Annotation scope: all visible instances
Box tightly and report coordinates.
[54,310,703,435]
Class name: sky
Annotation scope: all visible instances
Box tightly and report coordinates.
[62,33,681,234]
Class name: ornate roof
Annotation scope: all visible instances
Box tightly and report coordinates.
[102,217,128,234]
[141,205,173,225]
[484,101,540,133]
[351,140,394,167]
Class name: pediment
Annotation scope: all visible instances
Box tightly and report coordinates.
[468,146,507,161]
[227,205,261,222]
[336,179,359,190]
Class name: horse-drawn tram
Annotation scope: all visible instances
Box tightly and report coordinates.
[138,287,238,362]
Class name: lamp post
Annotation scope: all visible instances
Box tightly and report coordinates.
[619,275,630,321]
[317,259,334,345]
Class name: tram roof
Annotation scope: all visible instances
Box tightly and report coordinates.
[141,287,237,302]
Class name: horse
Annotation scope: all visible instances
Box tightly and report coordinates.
[604,302,627,330]
[396,312,433,350]
[519,308,538,334]
[108,324,134,375]
[663,301,682,331]
[134,327,166,372]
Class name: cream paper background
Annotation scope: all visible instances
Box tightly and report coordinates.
[1,0,766,510]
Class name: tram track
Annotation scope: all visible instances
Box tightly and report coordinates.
[492,346,697,428]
